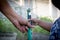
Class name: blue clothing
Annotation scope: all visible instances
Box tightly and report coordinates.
[49,17,60,40]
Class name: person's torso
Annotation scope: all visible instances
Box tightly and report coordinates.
[49,17,60,40]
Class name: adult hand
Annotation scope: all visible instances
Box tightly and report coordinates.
[8,15,33,33]
[0,0,33,33]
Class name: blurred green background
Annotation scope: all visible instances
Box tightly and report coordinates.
[0,16,53,40]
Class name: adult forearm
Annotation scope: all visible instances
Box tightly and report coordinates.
[0,0,20,21]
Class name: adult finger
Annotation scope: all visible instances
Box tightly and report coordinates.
[12,20,25,33]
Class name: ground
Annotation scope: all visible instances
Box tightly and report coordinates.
[32,33,49,40]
